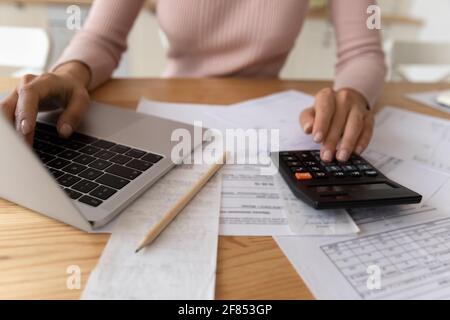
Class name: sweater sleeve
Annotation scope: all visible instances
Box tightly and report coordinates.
[330,0,387,108]
[52,0,144,90]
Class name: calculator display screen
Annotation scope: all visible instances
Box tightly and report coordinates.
[312,183,394,193]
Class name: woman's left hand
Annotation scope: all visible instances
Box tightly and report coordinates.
[299,88,374,163]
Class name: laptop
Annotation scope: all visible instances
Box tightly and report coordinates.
[0,102,202,232]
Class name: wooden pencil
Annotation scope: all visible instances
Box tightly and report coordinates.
[135,152,227,253]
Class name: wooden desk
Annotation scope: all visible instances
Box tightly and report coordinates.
[0,78,449,299]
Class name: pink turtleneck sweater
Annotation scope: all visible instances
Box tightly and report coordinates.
[55,0,386,106]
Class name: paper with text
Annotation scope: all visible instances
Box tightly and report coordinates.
[220,163,292,236]
[369,107,450,174]
[82,159,222,299]
[276,156,450,299]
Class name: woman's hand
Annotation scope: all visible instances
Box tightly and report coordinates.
[299,88,374,163]
[0,61,91,145]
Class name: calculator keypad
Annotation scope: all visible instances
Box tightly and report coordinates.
[280,150,378,181]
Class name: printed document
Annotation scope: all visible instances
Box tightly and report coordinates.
[369,107,450,174]
[275,154,450,299]
[82,158,222,299]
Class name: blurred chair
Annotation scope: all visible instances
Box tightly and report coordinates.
[0,26,50,77]
[389,40,450,82]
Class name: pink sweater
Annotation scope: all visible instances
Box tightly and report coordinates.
[55,0,386,106]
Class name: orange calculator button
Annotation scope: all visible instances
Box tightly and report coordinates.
[295,172,313,180]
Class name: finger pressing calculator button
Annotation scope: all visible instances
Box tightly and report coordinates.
[364,170,378,177]
[295,172,313,180]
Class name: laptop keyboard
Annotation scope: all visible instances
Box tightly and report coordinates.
[33,122,164,207]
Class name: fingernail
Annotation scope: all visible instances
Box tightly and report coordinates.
[337,149,349,162]
[59,123,73,138]
[355,146,364,155]
[313,132,323,143]
[322,150,333,162]
[21,119,33,135]
[303,122,312,133]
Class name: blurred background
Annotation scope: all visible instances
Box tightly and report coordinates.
[1,0,450,83]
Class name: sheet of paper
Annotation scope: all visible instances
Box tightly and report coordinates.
[216,90,318,151]
[276,216,450,300]
[369,106,450,174]
[407,91,450,115]
[82,158,222,299]
[138,90,319,152]
[219,163,292,236]
[275,156,450,299]
[137,98,238,132]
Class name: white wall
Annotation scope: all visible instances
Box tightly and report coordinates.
[410,0,450,42]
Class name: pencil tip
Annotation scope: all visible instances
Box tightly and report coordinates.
[135,248,141,254]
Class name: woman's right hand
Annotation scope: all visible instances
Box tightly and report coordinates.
[0,61,91,145]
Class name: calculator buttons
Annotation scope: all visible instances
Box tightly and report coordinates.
[295,172,313,180]
[364,170,378,177]
[357,164,372,171]
[349,171,362,178]
[333,172,345,178]
[291,167,307,173]
[325,165,341,172]
[352,159,365,165]
[313,172,328,179]
[296,152,313,160]
[287,161,302,167]
[280,150,377,182]
[341,165,357,172]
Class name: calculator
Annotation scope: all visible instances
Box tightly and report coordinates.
[272,150,422,209]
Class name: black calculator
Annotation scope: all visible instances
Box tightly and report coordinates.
[272,150,422,209]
